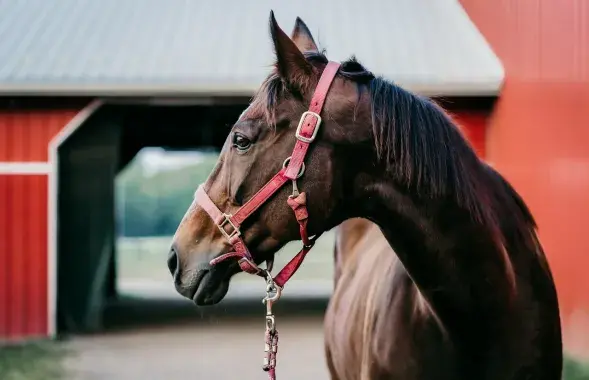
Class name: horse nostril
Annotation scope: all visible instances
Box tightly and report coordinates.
[167,246,179,277]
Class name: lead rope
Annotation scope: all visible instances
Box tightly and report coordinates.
[259,179,317,380]
[262,273,281,380]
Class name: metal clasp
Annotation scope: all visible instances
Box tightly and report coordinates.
[262,272,281,373]
[262,272,282,330]
[290,179,300,198]
[295,111,322,143]
[217,213,241,241]
[263,274,282,309]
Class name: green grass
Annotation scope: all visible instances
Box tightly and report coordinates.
[0,341,69,380]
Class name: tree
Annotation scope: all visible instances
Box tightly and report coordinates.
[115,151,218,237]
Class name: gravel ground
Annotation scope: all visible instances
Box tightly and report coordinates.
[63,315,330,380]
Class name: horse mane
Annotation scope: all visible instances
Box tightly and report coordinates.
[255,52,505,222]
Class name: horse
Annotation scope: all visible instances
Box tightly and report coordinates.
[167,12,563,379]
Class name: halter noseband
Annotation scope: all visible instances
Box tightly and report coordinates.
[194,61,340,288]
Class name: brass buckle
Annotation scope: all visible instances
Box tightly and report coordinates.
[218,213,240,240]
[295,111,321,143]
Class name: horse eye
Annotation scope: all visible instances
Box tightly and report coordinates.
[232,132,252,152]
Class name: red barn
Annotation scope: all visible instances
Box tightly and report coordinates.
[459,0,589,358]
[0,0,586,359]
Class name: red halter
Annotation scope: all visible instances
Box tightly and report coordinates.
[194,61,340,288]
[194,61,340,380]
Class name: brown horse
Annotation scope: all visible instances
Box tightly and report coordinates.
[168,12,562,379]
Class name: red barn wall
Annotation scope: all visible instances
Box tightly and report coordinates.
[460,0,589,358]
[452,111,487,158]
[0,109,78,342]
[0,110,78,162]
[0,175,49,340]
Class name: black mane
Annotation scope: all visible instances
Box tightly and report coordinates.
[260,52,536,239]
[305,53,497,223]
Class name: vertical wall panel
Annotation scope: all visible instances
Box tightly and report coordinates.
[460,0,589,358]
[0,175,7,338]
[0,175,48,341]
[0,110,77,162]
[0,108,80,341]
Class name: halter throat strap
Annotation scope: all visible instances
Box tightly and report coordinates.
[194,61,340,288]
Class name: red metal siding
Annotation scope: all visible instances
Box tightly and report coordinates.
[452,111,487,158]
[0,175,48,341]
[0,110,78,162]
[460,0,589,358]
[0,108,79,340]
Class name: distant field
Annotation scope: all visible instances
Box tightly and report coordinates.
[116,229,336,285]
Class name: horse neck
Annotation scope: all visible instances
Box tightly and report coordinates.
[353,173,518,333]
[334,218,431,322]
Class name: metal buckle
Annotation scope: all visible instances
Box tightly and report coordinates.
[295,111,321,143]
[218,213,241,240]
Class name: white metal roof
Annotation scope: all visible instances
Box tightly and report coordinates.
[0,0,504,96]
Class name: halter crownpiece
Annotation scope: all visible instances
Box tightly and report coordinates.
[195,61,341,380]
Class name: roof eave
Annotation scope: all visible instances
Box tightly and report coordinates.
[0,78,503,98]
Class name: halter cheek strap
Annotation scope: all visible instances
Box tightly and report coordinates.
[195,61,341,288]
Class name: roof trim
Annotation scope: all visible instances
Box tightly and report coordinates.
[0,79,502,97]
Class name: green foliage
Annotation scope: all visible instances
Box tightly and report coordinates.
[115,151,218,237]
[564,355,589,380]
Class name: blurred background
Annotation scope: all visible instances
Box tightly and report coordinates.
[0,0,588,379]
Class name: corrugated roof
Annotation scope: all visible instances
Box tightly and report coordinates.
[0,0,504,96]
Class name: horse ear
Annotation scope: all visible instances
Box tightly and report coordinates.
[291,17,319,53]
[269,11,314,87]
